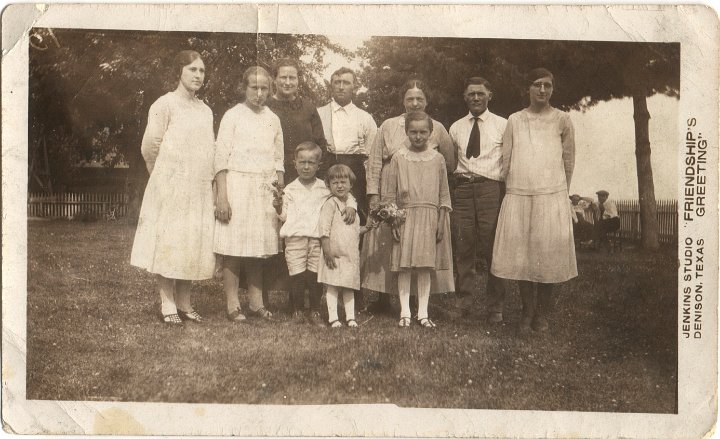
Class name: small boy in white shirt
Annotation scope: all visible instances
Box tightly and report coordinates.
[276,142,357,326]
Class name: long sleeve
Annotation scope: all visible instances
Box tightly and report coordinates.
[141,98,170,174]
[434,123,456,174]
[214,110,234,175]
[438,156,452,211]
[366,122,386,195]
[500,116,514,182]
[384,154,399,204]
[318,199,335,238]
[604,199,619,219]
[274,122,285,172]
[310,107,328,150]
[364,113,378,158]
[561,113,576,189]
[278,190,292,223]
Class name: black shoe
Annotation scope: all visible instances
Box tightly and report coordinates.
[177,309,204,323]
[162,313,184,326]
[247,307,275,321]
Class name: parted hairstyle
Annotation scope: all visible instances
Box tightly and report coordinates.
[172,50,202,80]
[294,141,323,160]
[325,164,356,187]
[464,76,492,93]
[404,111,434,133]
[526,67,555,87]
[238,66,273,100]
[399,78,432,105]
[273,58,302,79]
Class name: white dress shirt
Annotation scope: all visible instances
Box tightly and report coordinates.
[278,177,356,238]
[449,109,507,181]
[318,100,377,155]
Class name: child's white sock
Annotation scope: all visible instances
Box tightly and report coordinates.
[326,285,340,323]
[342,289,355,321]
[398,271,411,318]
[417,270,431,320]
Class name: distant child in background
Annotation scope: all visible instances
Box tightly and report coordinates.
[318,164,374,328]
[385,111,454,328]
[276,142,356,326]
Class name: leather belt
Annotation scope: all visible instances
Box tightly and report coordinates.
[455,173,492,184]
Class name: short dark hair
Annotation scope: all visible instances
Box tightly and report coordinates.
[325,164,356,187]
[294,141,322,160]
[464,76,492,93]
[404,111,434,133]
[173,50,202,79]
[527,68,554,87]
[273,58,302,79]
[330,67,356,84]
[399,78,432,105]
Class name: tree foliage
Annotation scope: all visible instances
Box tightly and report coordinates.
[358,36,679,124]
[28,28,347,190]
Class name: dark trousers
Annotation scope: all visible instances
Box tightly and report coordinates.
[323,153,368,223]
[573,218,594,242]
[290,270,322,312]
[452,178,506,313]
[595,216,620,242]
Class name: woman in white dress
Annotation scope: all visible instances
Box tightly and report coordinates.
[130,50,216,325]
[214,66,284,322]
[491,68,577,334]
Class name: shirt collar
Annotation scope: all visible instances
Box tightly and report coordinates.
[289,177,325,191]
[331,100,356,113]
[467,109,490,122]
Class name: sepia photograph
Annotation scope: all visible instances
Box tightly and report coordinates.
[3,4,718,438]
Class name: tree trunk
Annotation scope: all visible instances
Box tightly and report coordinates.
[632,93,660,250]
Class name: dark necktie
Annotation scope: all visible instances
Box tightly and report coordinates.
[466,116,480,159]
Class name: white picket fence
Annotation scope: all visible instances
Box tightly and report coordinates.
[28,192,128,220]
[580,199,678,244]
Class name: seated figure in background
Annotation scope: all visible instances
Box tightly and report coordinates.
[593,189,620,248]
[570,193,595,245]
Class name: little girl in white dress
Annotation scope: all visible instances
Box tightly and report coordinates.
[318,164,374,328]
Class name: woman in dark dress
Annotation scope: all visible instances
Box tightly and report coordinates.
[266,58,327,184]
[264,59,328,313]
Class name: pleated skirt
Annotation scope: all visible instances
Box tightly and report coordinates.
[213,171,279,258]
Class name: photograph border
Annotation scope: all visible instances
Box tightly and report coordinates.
[3,4,718,437]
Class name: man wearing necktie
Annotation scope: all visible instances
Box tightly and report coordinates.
[448,77,508,322]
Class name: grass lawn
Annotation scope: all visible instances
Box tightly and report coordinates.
[26,220,677,412]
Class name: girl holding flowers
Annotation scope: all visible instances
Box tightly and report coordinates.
[385,111,454,328]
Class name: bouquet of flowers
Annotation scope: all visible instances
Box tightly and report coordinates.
[369,202,406,227]
[270,180,284,214]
